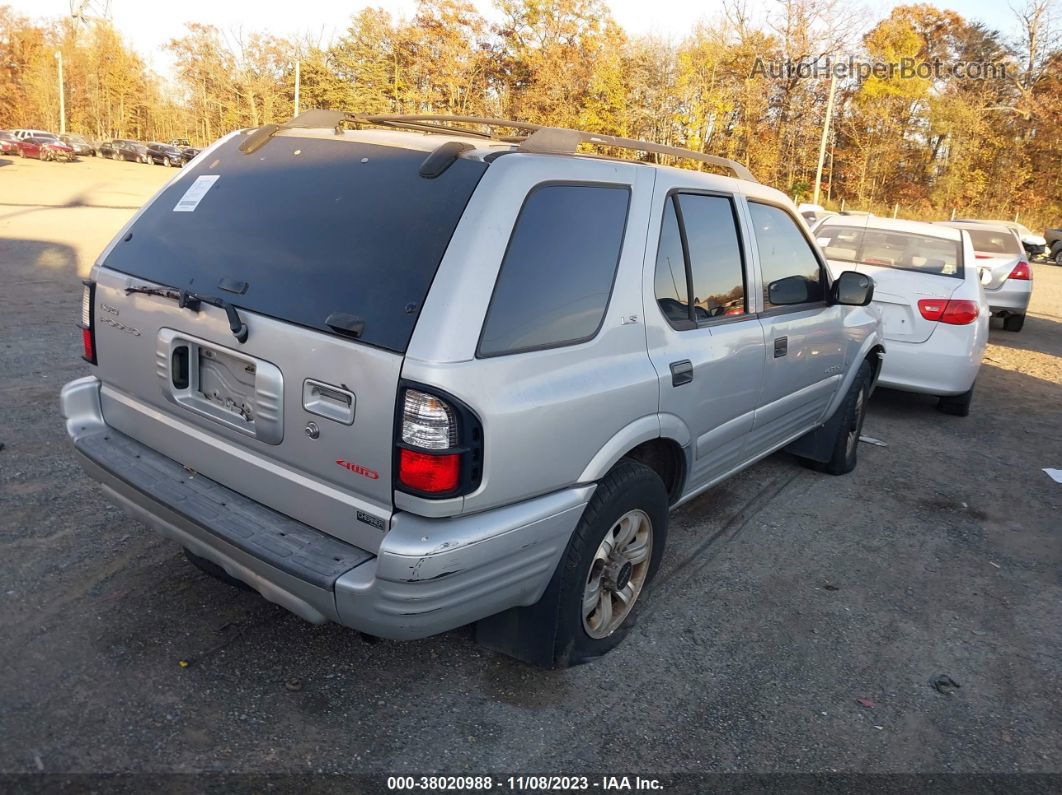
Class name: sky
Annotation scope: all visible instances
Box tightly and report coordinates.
[7,0,1028,79]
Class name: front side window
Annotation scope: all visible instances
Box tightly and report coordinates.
[653,192,746,327]
[478,184,630,357]
[749,202,825,309]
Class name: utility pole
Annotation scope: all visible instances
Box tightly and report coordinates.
[812,71,837,207]
[55,51,66,134]
[294,60,300,117]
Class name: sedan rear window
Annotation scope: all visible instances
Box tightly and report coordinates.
[965,228,1023,256]
[102,134,487,353]
[817,225,964,278]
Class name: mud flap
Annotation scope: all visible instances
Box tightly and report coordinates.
[784,400,848,464]
[473,565,566,669]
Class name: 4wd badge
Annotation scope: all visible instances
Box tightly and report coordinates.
[336,459,379,480]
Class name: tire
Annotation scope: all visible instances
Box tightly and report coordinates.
[1003,313,1025,332]
[1054,249,1062,266]
[549,459,669,667]
[817,361,871,476]
[182,547,254,592]
[938,385,974,417]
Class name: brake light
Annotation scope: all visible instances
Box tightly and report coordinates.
[398,449,460,493]
[918,298,978,325]
[80,281,97,364]
[1008,262,1031,281]
[396,387,482,497]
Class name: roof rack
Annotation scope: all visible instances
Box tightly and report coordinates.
[240,110,757,183]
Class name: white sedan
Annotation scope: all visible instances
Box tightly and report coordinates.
[813,216,989,416]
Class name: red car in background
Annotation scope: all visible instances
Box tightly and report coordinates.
[18,135,76,161]
[0,130,19,156]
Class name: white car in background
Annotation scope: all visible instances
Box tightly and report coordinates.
[952,219,1047,258]
[814,216,988,416]
[938,221,1032,332]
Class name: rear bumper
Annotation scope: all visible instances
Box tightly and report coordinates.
[876,326,984,396]
[61,376,591,640]
[986,280,1032,315]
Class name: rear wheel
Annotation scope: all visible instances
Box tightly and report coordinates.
[1003,313,1025,332]
[552,460,668,666]
[1054,249,1062,265]
[938,385,974,417]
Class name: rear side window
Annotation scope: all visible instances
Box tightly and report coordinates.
[749,202,825,309]
[102,135,487,353]
[478,184,630,357]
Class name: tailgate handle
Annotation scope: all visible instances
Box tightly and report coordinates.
[303,379,355,425]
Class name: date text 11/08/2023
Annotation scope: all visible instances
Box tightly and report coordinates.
[386,776,665,791]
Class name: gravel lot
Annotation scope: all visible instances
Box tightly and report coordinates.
[1,155,1060,786]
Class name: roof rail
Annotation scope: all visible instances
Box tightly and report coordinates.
[244,110,757,182]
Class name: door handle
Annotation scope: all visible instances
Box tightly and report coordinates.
[774,336,788,358]
[670,360,693,386]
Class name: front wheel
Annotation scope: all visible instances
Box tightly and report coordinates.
[816,361,871,476]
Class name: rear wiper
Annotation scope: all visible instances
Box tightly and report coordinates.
[125,284,249,343]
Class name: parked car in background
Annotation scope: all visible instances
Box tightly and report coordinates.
[10,128,56,141]
[0,130,19,155]
[177,145,200,163]
[61,112,883,669]
[99,139,150,163]
[60,133,97,157]
[1045,227,1062,265]
[815,217,987,416]
[953,219,1047,259]
[167,138,191,147]
[938,221,1032,332]
[146,142,185,167]
[17,135,76,162]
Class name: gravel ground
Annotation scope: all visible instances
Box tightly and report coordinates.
[1,156,1060,788]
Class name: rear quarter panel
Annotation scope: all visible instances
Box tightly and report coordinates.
[403,155,660,515]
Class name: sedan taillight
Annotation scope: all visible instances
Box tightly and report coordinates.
[1008,262,1031,281]
[918,298,979,325]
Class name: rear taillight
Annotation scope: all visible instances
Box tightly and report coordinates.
[1008,262,1031,281]
[396,386,482,497]
[918,298,978,325]
[398,449,460,493]
[80,280,97,364]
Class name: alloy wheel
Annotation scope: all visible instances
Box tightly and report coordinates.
[582,509,653,639]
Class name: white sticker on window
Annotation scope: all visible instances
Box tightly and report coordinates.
[816,237,831,246]
[173,175,219,212]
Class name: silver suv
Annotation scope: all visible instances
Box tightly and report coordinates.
[61,112,883,667]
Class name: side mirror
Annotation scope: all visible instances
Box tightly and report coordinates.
[831,270,874,306]
[767,275,815,306]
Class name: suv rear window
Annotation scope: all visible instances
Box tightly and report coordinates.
[478,184,630,357]
[817,225,964,278]
[102,134,488,353]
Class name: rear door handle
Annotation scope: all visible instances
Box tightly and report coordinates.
[670,360,693,386]
[774,336,788,358]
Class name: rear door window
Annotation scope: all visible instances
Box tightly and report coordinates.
[478,184,630,357]
[654,192,746,326]
[102,134,488,353]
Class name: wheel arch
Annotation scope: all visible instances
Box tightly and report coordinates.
[577,415,690,506]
